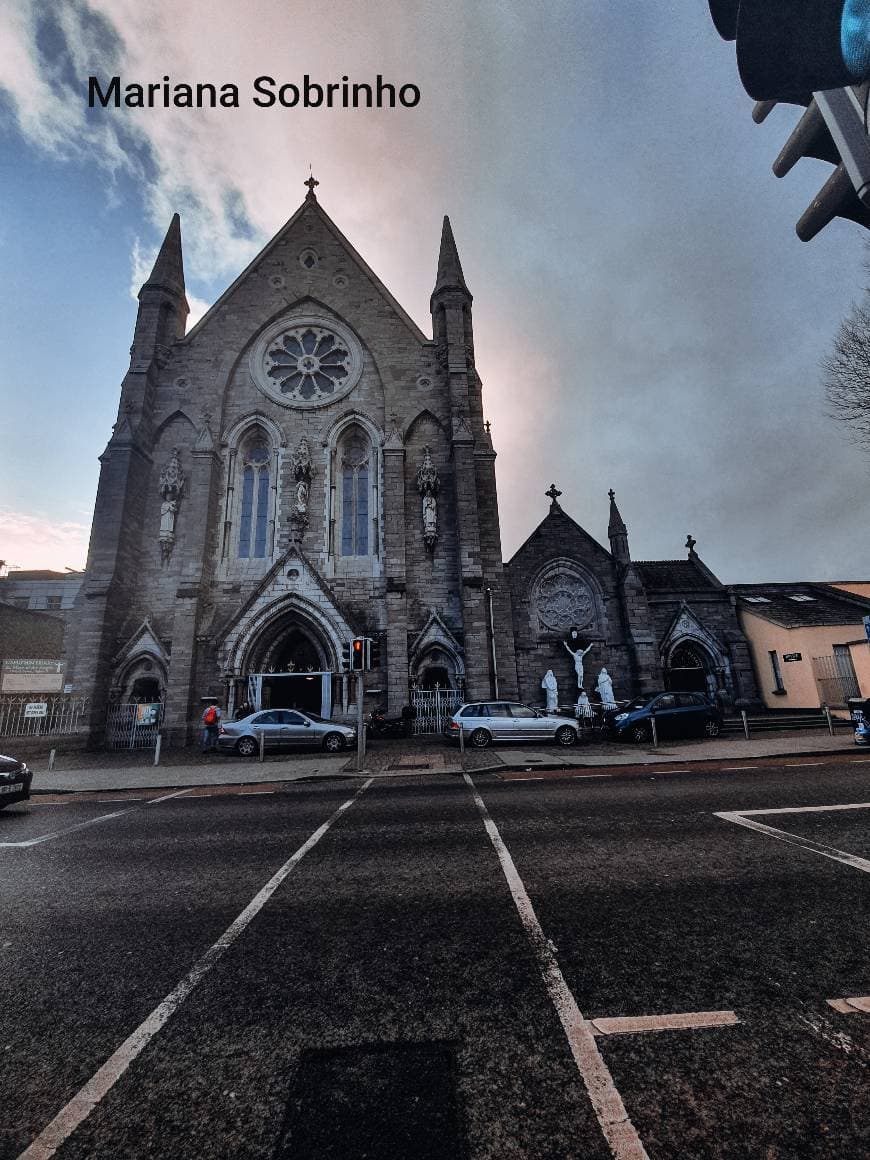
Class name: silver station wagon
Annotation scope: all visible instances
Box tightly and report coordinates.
[445,701,579,748]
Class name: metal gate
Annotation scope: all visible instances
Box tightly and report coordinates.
[106,702,163,750]
[411,688,464,735]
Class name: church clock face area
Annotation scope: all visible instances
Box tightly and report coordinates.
[250,313,363,408]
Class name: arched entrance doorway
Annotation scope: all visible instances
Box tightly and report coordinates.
[665,641,713,694]
[236,609,337,718]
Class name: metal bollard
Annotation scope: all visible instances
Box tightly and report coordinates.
[741,709,750,740]
[48,748,56,771]
[153,735,162,766]
[459,724,465,754]
[824,705,834,736]
[650,714,658,749]
[258,729,265,763]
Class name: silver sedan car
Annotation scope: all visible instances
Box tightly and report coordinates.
[444,701,579,748]
[218,710,356,756]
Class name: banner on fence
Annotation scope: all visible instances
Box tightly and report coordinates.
[1,658,66,694]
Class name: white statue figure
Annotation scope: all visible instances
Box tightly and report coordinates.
[563,639,594,689]
[596,667,616,709]
[541,669,558,711]
[576,689,592,718]
[291,437,313,515]
[416,445,440,551]
[157,447,185,562]
[159,498,177,535]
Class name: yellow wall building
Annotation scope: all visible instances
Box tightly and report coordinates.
[733,584,870,711]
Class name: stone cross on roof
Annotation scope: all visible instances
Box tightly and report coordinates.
[686,533,697,554]
[546,483,562,511]
[304,169,319,199]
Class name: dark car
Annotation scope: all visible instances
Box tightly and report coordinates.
[605,692,722,743]
[217,709,356,756]
[0,754,33,808]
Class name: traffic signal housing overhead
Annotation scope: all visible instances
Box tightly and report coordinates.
[350,637,366,672]
[709,0,870,99]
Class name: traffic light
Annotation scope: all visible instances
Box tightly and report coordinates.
[709,0,870,100]
[755,86,870,239]
[350,637,366,671]
[341,641,351,671]
[368,637,381,670]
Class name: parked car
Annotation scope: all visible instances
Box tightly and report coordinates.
[604,692,722,743]
[218,710,356,756]
[0,754,33,808]
[445,702,579,748]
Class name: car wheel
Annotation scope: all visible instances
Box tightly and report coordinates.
[555,725,577,747]
[469,728,492,749]
[704,719,721,738]
[236,736,258,758]
[322,732,346,753]
[630,722,650,743]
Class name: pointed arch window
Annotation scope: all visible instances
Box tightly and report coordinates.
[337,427,371,557]
[238,436,271,559]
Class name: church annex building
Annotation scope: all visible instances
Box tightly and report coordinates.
[67,184,758,746]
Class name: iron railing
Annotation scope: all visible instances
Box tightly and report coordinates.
[0,694,91,738]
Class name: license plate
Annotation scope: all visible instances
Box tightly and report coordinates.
[0,783,22,794]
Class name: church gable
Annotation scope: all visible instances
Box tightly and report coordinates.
[182,193,428,352]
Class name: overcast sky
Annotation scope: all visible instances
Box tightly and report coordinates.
[1,0,868,582]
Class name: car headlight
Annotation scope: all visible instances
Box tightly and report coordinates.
[613,713,629,723]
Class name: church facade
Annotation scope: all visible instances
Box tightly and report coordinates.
[70,186,757,746]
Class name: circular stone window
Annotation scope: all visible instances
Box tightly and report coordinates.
[250,314,363,408]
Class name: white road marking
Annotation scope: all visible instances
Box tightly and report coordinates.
[235,790,275,795]
[590,1010,738,1036]
[571,774,611,779]
[721,766,759,771]
[715,805,870,874]
[17,778,373,1160]
[785,761,825,767]
[658,770,692,775]
[737,802,870,817]
[95,798,145,803]
[0,789,193,849]
[464,773,650,1160]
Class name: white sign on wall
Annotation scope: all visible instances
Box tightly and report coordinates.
[23,702,48,718]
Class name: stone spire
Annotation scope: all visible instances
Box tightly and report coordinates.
[608,489,630,564]
[432,215,470,299]
[143,213,186,300]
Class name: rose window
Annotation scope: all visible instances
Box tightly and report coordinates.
[251,314,363,409]
[266,327,351,401]
[534,570,595,631]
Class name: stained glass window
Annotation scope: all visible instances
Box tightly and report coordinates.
[238,439,270,558]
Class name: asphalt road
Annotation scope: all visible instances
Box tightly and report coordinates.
[2,756,869,1159]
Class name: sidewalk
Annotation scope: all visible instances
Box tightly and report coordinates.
[18,729,860,794]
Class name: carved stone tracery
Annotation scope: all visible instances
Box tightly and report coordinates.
[534,568,595,633]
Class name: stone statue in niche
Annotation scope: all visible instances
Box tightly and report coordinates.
[416,445,440,551]
[158,448,185,563]
[289,436,314,541]
[563,639,594,690]
[596,667,616,709]
[541,669,558,712]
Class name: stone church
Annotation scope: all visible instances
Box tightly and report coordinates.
[70,182,757,746]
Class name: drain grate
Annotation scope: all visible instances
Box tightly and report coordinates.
[274,1041,466,1159]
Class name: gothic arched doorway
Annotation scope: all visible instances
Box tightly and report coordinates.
[240,610,336,717]
[665,641,712,694]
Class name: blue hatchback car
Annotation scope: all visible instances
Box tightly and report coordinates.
[605,692,722,743]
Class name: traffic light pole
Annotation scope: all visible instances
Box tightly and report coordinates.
[356,671,365,772]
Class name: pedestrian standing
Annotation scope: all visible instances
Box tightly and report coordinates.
[201,701,222,753]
